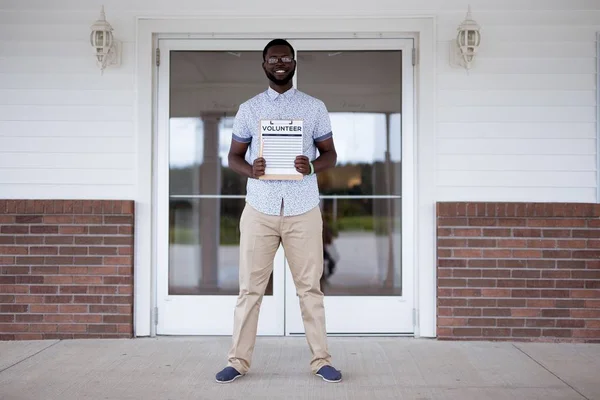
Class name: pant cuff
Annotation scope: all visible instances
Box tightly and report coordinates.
[227,360,248,375]
[311,359,332,374]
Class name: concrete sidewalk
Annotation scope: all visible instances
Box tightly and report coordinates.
[0,337,598,400]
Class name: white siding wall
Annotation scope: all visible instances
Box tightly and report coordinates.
[1,0,599,202]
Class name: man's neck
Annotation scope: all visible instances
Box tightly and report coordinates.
[270,82,293,94]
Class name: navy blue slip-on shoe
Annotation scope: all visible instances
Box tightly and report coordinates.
[316,365,342,383]
[215,366,243,383]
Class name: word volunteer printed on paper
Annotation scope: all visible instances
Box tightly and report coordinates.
[259,119,304,179]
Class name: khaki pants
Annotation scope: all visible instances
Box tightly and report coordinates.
[227,203,331,374]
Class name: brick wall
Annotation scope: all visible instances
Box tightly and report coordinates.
[0,200,134,340]
[437,202,600,343]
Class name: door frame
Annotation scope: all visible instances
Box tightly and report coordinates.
[284,38,416,335]
[154,39,289,336]
[155,37,416,336]
[134,16,437,339]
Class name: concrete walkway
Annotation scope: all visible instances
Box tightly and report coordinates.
[0,337,598,400]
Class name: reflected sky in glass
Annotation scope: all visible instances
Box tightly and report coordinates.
[169,112,401,169]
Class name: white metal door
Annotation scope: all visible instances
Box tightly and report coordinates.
[155,39,285,335]
[284,39,415,334]
[155,37,415,335]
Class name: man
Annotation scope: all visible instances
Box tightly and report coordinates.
[215,39,342,384]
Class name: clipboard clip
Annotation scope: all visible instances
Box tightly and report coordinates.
[270,120,294,125]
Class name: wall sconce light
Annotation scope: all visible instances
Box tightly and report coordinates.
[90,6,121,73]
[451,6,481,70]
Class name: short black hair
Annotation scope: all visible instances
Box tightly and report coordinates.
[263,39,295,61]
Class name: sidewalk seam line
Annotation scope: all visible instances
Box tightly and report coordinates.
[0,340,61,375]
[512,344,590,400]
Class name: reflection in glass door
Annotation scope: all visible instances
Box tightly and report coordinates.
[319,113,402,296]
[168,116,256,296]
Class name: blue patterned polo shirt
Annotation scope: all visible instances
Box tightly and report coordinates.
[232,86,333,216]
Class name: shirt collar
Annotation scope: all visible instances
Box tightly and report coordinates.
[267,86,296,100]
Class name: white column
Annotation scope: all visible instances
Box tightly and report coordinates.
[384,112,395,288]
[199,113,221,289]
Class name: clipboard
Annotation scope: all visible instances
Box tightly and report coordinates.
[259,119,304,180]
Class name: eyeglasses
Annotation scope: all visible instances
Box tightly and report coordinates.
[266,56,294,64]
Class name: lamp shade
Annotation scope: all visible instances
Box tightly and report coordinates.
[90,6,114,69]
[456,7,481,69]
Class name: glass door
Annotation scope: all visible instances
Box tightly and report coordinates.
[155,37,415,336]
[284,39,415,334]
[155,39,285,335]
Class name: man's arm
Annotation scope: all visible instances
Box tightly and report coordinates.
[228,139,265,179]
[313,137,337,173]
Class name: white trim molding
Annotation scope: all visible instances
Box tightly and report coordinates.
[134,16,437,338]
[597,32,600,203]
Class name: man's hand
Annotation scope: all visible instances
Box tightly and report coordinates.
[252,157,266,178]
[295,155,311,175]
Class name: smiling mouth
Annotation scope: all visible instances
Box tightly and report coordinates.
[275,69,286,74]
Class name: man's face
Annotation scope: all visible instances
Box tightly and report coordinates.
[263,44,296,86]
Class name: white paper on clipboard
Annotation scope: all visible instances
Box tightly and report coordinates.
[259,119,304,180]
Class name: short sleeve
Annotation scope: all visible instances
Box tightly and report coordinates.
[313,101,333,142]
[231,103,252,143]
